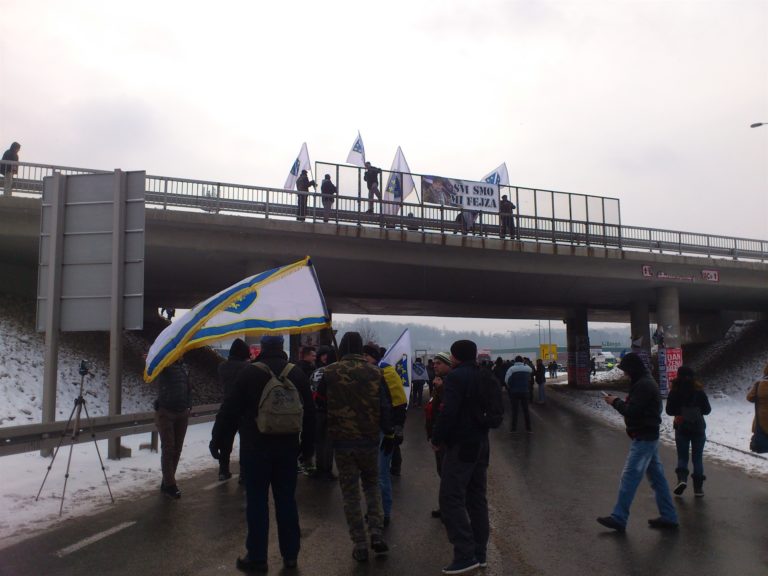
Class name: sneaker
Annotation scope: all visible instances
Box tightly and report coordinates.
[648,517,679,530]
[431,509,442,518]
[476,553,487,568]
[236,556,268,573]
[370,535,389,555]
[442,558,480,574]
[596,516,625,533]
[673,481,687,496]
[161,484,181,499]
[352,547,369,562]
[219,471,232,481]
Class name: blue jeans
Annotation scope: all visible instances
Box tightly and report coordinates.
[378,434,393,517]
[611,439,678,526]
[675,430,706,477]
[242,447,300,563]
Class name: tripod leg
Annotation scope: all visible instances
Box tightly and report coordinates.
[36,401,78,502]
[59,431,78,516]
[82,401,115,503]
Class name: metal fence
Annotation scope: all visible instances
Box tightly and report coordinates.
[2,160,767,261]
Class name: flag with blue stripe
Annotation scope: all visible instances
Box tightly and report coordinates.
[144,257,330,382]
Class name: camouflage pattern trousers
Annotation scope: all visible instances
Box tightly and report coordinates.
[334,446,383,545]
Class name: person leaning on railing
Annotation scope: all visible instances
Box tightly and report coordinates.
[1,141,21,196]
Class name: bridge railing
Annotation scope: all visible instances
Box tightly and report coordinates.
[2,160,767,262]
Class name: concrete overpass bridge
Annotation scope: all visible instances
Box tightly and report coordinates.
[1,161,766,384]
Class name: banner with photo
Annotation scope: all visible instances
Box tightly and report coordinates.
[422,175,499,213]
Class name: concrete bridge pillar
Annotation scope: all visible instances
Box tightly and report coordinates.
[566,307,590,387]
[630,301,652,356]
[656,287,681,348]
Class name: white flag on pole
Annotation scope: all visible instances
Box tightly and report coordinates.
[383,146,416,215]
[380,328,412,399]
[284,142,313,190]
[346,131,366,167]
[481,162,510,186]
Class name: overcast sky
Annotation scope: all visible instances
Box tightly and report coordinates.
[2,1,767,331]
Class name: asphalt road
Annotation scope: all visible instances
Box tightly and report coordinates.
[1,388,766,576]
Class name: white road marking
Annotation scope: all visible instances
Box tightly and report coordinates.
[55,521,136,558]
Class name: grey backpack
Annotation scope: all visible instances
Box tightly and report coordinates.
[254,362,304,434]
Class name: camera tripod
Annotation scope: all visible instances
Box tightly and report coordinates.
[36,361,114,516]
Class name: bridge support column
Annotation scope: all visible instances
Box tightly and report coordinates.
[630,301,652,356]
[656,287,681,395]
[566,308,590,387]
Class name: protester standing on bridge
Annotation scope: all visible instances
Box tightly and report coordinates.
[665,366,711,497]
[598,352,678,532]
[320,174,337,223]
[295,169,316,222]
[499,194,516,239]
[505,356,533,433]
[431,340,490,574]
[363,161,382,213]
[1,141,20,196]
[318,332,393,562]
[210,334,315,573]
[213,338,251,481]
[425,351,453,520]
[153,358,191,499]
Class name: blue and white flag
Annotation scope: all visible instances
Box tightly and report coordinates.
[346,131,366,167]
[284,142,313,190]
[383,146,416,215]
[412,360,428,382]
[144,257,330,382]
[481,162,509,186]
[380,328,412,394]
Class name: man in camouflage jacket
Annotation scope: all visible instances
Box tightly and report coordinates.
[318,332,394,562]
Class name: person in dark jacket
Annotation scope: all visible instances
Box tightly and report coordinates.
[1,141,20,196]
[363,161,382,213]
[215,338,251,481]
[505,356,533,432]
[295,169,316,221]
[425,351,452,520]
[320,174,337,223]
[535,358,547,404]
[311,345,337,480]
[665,366,712,497]
[498,195,516,239]
[297,345,316,377]
[431,340,489,574]
[154,359,191,499]
[318,332,393,562]
[210,335,316,573]
[598,352,678,532]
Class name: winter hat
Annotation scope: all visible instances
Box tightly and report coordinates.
[260,334,284,350]
[450,340,477,363]
[338,332,363,357]
[617,352,647,379]
[433,352,452,366]
[228,338,250,361]
[362,344,382,362]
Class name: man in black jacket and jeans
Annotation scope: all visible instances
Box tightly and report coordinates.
[598,352,678,532]
[431,340,489,575]
[211,335,316,573]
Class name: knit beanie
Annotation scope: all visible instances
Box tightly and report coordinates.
[228,338,250,361]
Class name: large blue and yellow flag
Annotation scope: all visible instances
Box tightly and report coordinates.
[144,257,330,382]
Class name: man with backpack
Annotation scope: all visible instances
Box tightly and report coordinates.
[431,340,498,575]
[210,334,315,573]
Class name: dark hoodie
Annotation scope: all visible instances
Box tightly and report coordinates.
[610,353,662,440]
[217,338,251,397]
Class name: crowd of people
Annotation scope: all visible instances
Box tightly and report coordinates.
[146,330,768,575]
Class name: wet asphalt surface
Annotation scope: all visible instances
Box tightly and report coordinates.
[1,386,766,576]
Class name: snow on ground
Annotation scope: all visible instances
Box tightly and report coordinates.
[0,294,766,550]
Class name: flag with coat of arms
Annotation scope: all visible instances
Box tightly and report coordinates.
[346,131,366,167]
[482,162,510,186]
[284,142,313,190]
[380,328,412,398]
[383,147,416,215]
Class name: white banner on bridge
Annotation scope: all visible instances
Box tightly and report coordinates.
[422,175,499,213]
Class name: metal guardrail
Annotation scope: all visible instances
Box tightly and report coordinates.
[2,160,767,261]
[0,403,220,457]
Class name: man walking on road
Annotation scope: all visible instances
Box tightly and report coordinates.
[597,352,679,533]
[210,335,316,573]
[431,340,490,575]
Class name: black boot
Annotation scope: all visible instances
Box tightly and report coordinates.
[692,474,705,497]
[673,467,688,496]
[219,457,232,481]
